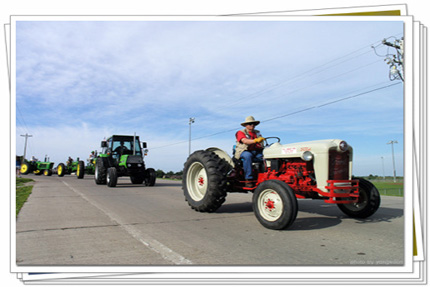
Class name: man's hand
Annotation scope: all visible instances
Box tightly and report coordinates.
[254,137,265,143]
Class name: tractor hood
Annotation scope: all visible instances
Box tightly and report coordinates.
[264,139,354,193]
[263,139,352,159]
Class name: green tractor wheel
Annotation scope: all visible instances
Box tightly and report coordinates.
[57,163,66,177]
[144,168,156,186]
[34,170,42,176]
[20,162,31,175]
[77,161,85,179]
[107,167,118,187]
[94,158,107,184]
[44,169,53,176]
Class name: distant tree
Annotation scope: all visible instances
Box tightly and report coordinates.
[368,174,378,180]
[156,169,165,178]
[166,171,175,178]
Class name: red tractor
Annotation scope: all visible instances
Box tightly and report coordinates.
[182,138,380,230]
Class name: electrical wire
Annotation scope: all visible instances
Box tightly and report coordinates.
[16,105,31,135]
[203,36,398,112]
[151,81,402,150]
[262,82,401,123]
[151,35,404,151]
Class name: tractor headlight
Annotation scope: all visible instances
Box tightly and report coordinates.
[339,141,348,152]
[301,151,313,161]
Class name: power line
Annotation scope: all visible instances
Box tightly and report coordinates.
[202,36,396,112]
[262,82,401,123]
[254,59,383,106]
[151,81,402,150]
[16,105,30,134]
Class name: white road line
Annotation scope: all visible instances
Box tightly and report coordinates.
[62,180,193,265]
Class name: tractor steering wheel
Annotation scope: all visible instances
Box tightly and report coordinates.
[263,137,281,147]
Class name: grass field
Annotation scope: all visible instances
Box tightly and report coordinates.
[16,177,34,217]
[371,181,404,197]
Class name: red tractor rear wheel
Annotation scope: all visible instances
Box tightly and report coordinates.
[337,178,380,218]
[182,150,230,212]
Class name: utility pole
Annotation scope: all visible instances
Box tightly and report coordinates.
[387,140,398,182]
[381,156,386,180]
[372,37,404,81]
[189,117,195,155]
[20,133,32,161]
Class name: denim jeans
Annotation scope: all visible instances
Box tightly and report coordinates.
[240,150,263,180]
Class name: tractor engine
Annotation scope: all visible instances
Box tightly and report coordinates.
[259,158,317,198]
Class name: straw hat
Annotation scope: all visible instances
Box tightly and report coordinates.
[241,116,260,127]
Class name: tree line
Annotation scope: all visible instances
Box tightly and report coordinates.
[156,169,183,180]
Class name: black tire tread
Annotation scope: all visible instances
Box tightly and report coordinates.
[182,150,230,212]
[337,178,381,218]
[107,167,118,187]
[144,168,156,186]
[77,161,85,179]
[252,180,298,230]
[94,158,107,184]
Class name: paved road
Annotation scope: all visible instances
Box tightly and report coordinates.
[16,174,404,266]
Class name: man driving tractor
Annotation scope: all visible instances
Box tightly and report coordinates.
[235,116,265,187]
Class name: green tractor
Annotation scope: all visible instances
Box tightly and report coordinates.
[57,157,85,179]
[73,151,97,179]
[84,153,97,175]
[20,158,54,176]
[94,135,156,187]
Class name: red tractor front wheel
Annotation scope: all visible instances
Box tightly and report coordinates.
[253,180,298,230]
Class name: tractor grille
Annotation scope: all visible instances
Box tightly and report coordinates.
[328,150,350,180]
[127,155,143,164]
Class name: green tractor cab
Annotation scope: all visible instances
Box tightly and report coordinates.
[57,157,85,179]
[20,160,54,176]
[94,135,156,187]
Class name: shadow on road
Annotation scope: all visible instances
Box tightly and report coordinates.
[346,207,404,224]
[289,217,342,230]
[108,185,153,189]
[298,200,404,224]
[217,202,253,214]
[214,199,403,231]
[289,206,403,231]
[77,177,182,187]
[154,182,182,187]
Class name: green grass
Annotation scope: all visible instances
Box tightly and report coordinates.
[16,178,34,217]
[371,181,404,197]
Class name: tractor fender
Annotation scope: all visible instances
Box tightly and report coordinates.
[205,147,234,168]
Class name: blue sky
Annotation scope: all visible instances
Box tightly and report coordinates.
[14,18,404,176]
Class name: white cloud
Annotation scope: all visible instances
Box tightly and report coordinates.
[14,19,405,175]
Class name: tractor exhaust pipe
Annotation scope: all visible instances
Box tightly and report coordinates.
[133,132,136,155]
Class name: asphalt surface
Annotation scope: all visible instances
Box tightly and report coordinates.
[16,174,404,266]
